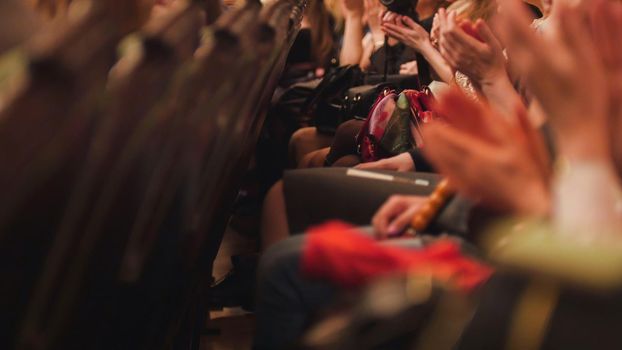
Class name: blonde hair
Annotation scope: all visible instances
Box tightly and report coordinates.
[449,0,497,21]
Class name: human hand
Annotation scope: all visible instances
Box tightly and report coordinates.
[430,12,441,48]
[381,15,431,51]
[495,0,609,161]
[372,195,426,239]
[380,10,401,25]
[341,0,365,19]
[399,60,418,75]
[364,0,384,38]
[355,152,415,172]
[422,88,552,216]
[589,0,622,176]
[152,0,180,18]
[438,15,507,86]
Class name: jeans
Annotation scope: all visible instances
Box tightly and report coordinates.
[253,228,424,350]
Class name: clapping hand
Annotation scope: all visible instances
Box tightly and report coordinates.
[422,88,551,216]
[495,0,611,162]
[381,13,432,51]
[436,8,506,86]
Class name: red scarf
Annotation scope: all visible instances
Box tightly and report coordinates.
[301,221,493,293]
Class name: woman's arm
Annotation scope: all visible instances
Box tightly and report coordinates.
[359,34,375,70]
[339,0,365,65]
[416,39,455,83]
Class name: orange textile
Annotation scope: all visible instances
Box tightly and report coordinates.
[301,221,493,293]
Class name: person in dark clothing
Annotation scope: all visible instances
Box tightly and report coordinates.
[282,0,338,84]
[287,0,448,168]
[367,15,435,84]
[254,228,439,350]
[341,0,446,81]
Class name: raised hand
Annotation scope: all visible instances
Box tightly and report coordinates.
[380,13,454,83]
[589,0,622,176]
[364,0,384,38]
[422,88,552,216]
[341,0,365,19]
[438,15,506,86]
[495,0,610,162]
[381,14,431,51]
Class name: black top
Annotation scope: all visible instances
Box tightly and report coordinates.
[286,29,313,65]
[368,15,434,85]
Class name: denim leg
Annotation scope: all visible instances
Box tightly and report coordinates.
[253,235,336,350]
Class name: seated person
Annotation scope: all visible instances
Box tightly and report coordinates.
[261,0,525,248]
[254,0,622,348]
[288,0,448,168]
[292,0,510,169]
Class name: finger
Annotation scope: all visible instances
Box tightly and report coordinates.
[439,31,469,64]
[459,20,483,41]
[437,7,447,30]
[383,11,398,24]
[382,23,408,41]
[421,124,485,199]
[440,19,478,53]
[377,9,385,23]
[381,27,403,42]
[382,11,392,22]
[446,10,458,31]
[432,88,484,133]
[438,42,460,70]
[555,2,598,66]
[382,22,407,32]
[424,122,519,207]
[590,0,622,67]
[426,120,542,212]
[372,196,411,238]
[475,19,501,48]
[401,15,421,31]
[432,88,502,143]
[387,206,420,236]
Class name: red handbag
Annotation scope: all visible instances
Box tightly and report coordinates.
[357,87,438,163]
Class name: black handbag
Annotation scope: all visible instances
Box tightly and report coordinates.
[315,82,394,134]
[313,73,420,134]
[296,64,360,134]
[364,73,420,88]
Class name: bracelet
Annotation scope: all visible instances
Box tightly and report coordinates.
[410,179,454,232]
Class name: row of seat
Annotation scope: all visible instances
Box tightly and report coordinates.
[0,0,304,349]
